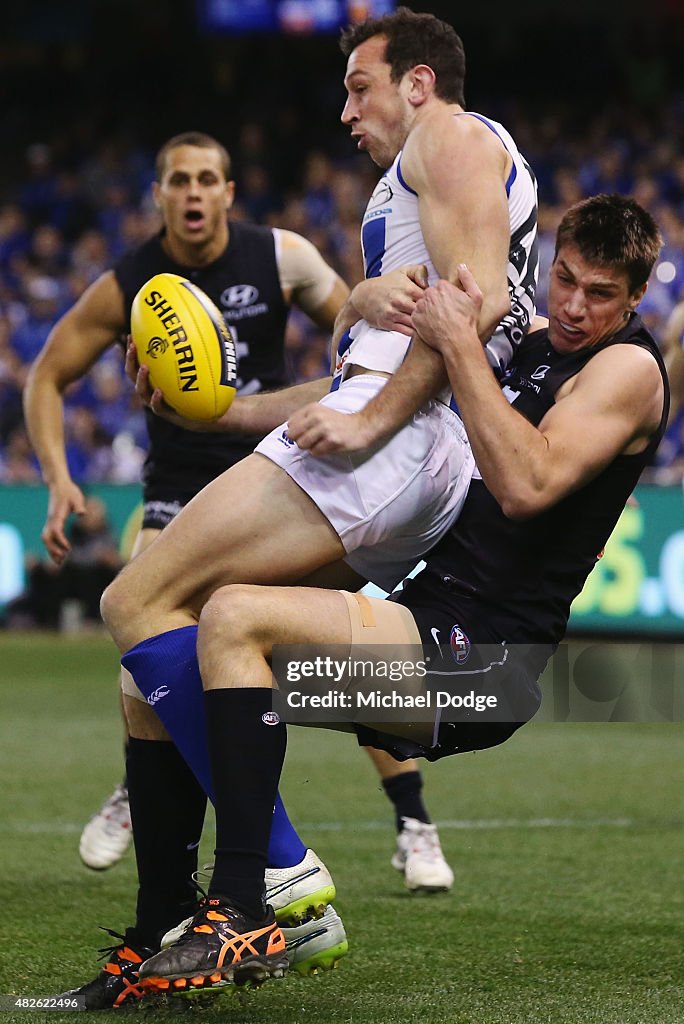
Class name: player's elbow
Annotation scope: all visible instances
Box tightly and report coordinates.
[497,475,548,520]
[25,353,68,401]
[499,484,549,521]
[500,496,537,521]
[23,362,47,415]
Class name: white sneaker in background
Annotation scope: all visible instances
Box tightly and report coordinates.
[391,817,454,893]
[79,784,133,870]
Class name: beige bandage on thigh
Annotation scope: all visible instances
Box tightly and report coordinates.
[340,590,422,645]
[339,591,434,745]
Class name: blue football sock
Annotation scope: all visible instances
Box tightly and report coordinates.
[270,791,306,866]
[123,627,213,795]
[122,626,306,868]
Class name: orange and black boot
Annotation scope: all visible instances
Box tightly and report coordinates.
[139,897,288,994]
[58,928,156,1009]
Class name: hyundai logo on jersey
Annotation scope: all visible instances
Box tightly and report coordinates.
[221,284,259,307]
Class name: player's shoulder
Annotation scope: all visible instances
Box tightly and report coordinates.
[274,227,315,252]
[403,107,508,189]
[408,107,503,152]
[62,268,126,337]
[580,339,663,381]
[561,338,664,422]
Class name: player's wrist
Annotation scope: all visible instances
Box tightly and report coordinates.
[44,467,73,490]
[354,405,388,448]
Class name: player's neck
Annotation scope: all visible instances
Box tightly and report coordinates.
[405,98,463,142]
[162,221,230,268]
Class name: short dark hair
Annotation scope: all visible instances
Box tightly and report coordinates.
[555,193,662,293]
[340,7,465,107]
[155,132,232,182]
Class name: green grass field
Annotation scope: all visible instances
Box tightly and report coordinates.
[1,633,683,1023]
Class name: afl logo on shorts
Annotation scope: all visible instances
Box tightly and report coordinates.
[450,624,471,665]
[262,711,280,726]
[146,336,169,358]
[222,284,259,308]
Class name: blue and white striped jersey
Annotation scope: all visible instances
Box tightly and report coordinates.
[335,111,538,383]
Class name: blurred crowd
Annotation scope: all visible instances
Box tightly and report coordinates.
[2,97,684,488]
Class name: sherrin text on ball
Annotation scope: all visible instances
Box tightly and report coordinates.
[131,273,237,421]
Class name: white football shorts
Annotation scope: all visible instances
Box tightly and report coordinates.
[255,373,474,592]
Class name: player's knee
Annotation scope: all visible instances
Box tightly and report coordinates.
[100,570,138,647]
[198,584,265,651]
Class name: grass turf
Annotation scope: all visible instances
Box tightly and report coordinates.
[0,633,683,1023]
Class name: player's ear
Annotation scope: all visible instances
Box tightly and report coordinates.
[629,282,648,311]
[225,180,236,210]
[152,181,162,210]
[407,64,436,107]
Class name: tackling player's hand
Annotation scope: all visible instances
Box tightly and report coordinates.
[352,264,428,336]
[286,403,374,456]
[42,479,87,565]
[412,266,483,355]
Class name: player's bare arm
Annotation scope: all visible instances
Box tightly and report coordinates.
[127,343,332,434]
[129,263,430,435]
[288,113,512,456]
[24,270,127,564]
[413,271,664,520]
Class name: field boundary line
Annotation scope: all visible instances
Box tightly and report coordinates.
[5,816,683,835]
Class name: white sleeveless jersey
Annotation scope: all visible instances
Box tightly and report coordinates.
[333,111,538,385]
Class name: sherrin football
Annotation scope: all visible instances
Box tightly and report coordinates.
[131,273,237,421]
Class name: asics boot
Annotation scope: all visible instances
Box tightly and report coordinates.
[140,898,288,994]
[57,928,155,1009]
[162,903,348,977]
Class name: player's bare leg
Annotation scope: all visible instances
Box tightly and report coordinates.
[98,457,355,992]
[101,454,347,653]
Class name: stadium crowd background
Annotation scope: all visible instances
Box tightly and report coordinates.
[2,0,684,488]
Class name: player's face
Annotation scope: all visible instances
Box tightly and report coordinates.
[547,245,647,353]
[154,145,235,248]
[341,35,413,169]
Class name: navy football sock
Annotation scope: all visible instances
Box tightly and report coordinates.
[122,626,305,867]
[383,770,430,832]
[126,737,206,947]
[205,688,287,919]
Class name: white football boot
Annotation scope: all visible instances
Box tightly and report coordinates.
[162,848,337,946]
[264,848,336,924]
[79,784,133,870]
[282,904,348,976]
[391,817,454,893]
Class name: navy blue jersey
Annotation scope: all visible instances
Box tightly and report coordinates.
[404,314,669,645]
[114,222,289,493]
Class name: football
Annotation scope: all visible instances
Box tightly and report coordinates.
[131,273,237,421]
